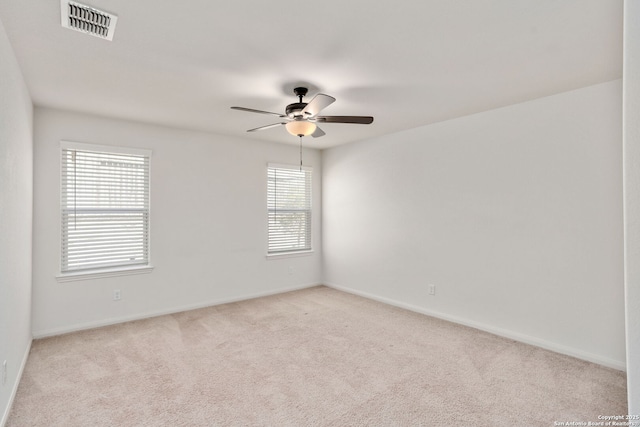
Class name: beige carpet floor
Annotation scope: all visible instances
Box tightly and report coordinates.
[8,286,627,426]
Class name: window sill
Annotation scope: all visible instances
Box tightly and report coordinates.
[266,250,314,260]
[56,265,154,282]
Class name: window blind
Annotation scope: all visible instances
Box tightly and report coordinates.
[61,144,150,272]
[267,165,312,254]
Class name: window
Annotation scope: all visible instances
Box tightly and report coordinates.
[267,164,312,254]
[60,141,151,275]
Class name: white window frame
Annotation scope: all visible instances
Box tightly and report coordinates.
[57,141,153,281]
[267,163,313,257]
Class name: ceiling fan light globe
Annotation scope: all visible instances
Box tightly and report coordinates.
[286,120,316,137]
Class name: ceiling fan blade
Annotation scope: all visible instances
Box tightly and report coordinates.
[301,94,336,117]
[315,116,374,124]
[247,123,286,132]
[311,126,326,138]
[231,106,285,117]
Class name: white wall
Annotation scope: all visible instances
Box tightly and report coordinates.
[623,0,640,414]
[323,80,625,369]
[32,108,322,336]
[0,17,33,427]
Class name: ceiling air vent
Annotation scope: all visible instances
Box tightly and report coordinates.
[60,0,118,41]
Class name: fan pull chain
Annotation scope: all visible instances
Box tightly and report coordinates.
[299,135,303,171]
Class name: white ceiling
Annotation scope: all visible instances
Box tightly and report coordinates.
[0,1,623,149]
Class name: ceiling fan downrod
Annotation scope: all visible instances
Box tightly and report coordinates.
[293,87,308,103]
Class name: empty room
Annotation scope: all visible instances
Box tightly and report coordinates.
[1,1,639,425]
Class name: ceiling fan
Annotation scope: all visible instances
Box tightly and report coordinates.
[231,87,374,138]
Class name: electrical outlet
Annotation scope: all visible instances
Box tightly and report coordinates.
[428,285,436,296]
[288,266,294,275]
[113,289,121,301]
[2,360,7,386]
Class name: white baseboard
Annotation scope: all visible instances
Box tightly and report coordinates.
[33,283,321,339]
[325,282,626,372]
[1,337,32,427]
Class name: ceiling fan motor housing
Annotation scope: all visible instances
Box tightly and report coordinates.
[286,102,307,118]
